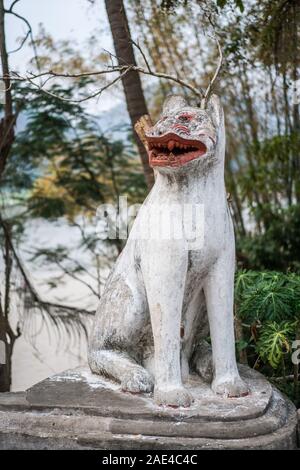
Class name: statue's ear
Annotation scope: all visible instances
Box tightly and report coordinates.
[207,94,223,128]
[162,95,188,115]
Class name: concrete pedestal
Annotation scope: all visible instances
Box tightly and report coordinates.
[0,365,297,450]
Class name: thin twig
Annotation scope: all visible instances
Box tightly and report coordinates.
[7,0,20,13]
[24,66,133,103]
[5,4,40,71]
[201,36,223,108]
[8,28,30,54]
[131,38,152,73]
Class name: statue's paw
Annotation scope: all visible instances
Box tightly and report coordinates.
[121,367,154,394]
[212,374,249,398]
[154,386,193,408]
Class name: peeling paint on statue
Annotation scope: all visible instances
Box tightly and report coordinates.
[88,94,249,407]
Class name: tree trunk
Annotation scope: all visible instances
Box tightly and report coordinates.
[0,0,15,181]
[0,279,13,393]
[104,0,154,189]
[0,220,18,392]
[0,324,13,393]
[292,0,300,202]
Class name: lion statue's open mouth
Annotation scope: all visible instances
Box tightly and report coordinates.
[146,132,207,167]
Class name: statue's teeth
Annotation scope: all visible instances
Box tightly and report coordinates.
[168,140,175,151]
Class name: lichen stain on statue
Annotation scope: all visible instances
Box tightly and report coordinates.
[88,94,249,407]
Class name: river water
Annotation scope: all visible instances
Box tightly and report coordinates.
[10,218,99,391]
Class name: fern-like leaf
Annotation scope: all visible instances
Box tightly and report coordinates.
[256,321,295,369]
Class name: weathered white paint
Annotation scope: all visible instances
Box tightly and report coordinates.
[89,95,248,407]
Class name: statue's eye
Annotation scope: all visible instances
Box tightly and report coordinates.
[178,113,193,122]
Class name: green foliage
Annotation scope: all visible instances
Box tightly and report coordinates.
[160,0,244,12]
[236,134,299,208]
[1,82,148,307]
[256,321,294,369]
[3,84,147,220]
[237,205,300,271]
[235,270,300,405]
[236,270,300,323]
[247,0,299,71]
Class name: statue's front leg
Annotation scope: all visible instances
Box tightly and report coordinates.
[204,253,249,397]
[141,241,193,407]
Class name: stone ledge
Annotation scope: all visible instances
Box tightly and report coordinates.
[0,366,298,450]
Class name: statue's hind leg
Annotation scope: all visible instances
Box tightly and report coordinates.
[88,271,154,393]
[88,349,154,393]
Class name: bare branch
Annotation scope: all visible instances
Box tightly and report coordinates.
[8,28,30,54]
[201,36,223,109]
[49,256,101,299]
[139,67,203,98]
[7,0,20,13]
[24,66,132,103]
[2,59,204,103]
[5,4,40,71]
[2,5,220,108]
[131,38,152,73]
[9,66,129,81]
[4,8,32,37]
[102,47,130,67]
